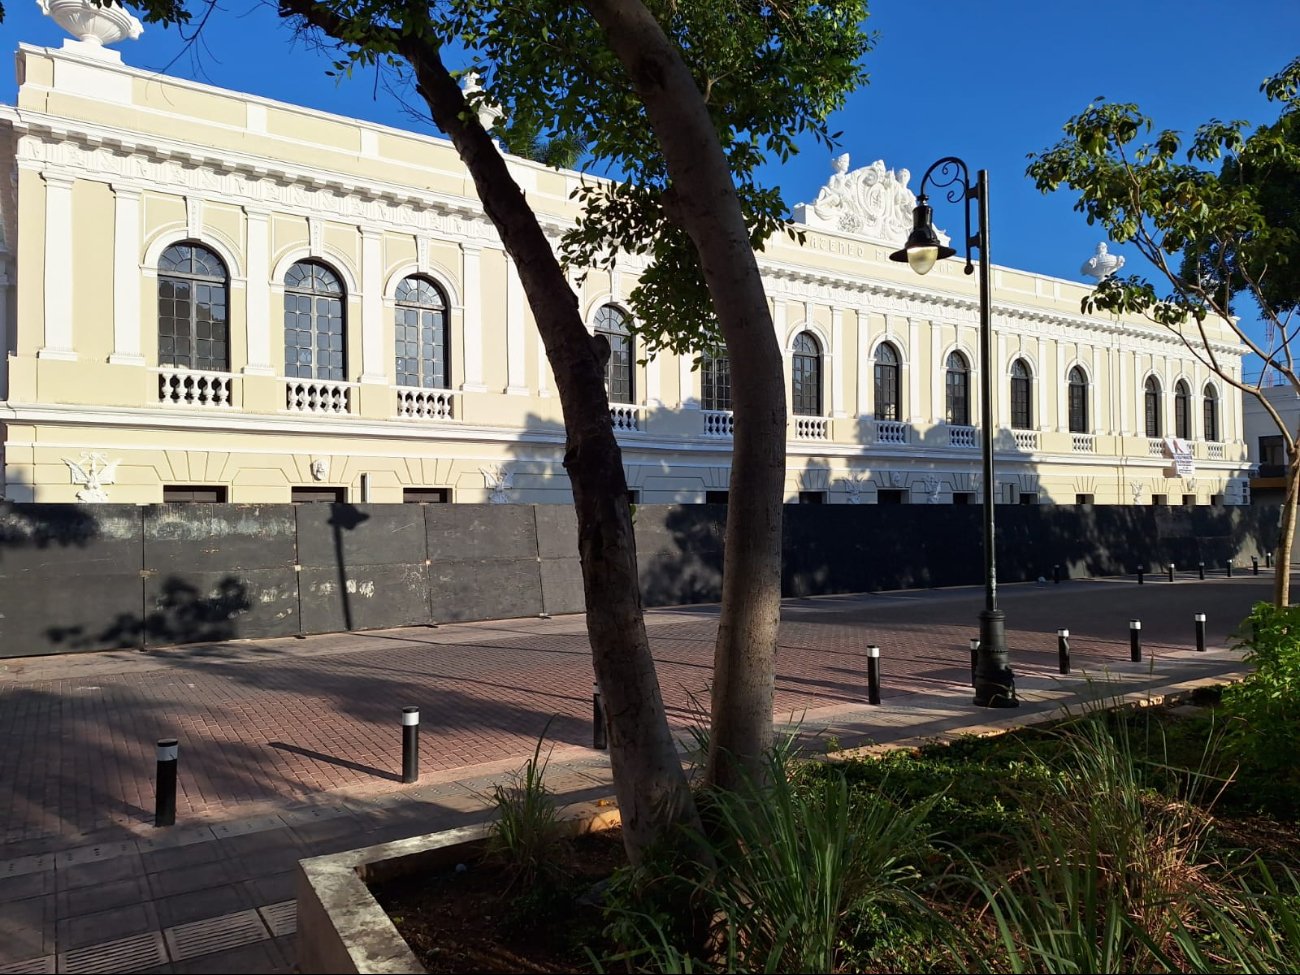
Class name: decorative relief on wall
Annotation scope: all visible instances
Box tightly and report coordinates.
[922,475,942,504]
[842,470,867,504]
[793,154,950,247]
[309,457,330,481]
[1130,480,1146,505]
[480,464,514,504]
[62,451,119,503]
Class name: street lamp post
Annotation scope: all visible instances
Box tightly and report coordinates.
[890,157,1017,708]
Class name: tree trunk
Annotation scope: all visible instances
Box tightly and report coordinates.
[280,0,701,863]
[1275,450,1299,606]
[582,0,787,790]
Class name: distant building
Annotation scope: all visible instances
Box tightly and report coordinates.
[1244,384,1297,502]
[0,6,1251,505]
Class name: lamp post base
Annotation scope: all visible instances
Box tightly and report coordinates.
[974,608,1018,708]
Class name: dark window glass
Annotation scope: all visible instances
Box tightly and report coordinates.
[284,260,346,381]
[626,489,641,505]
[1182,494,1198,507]
[1010,359,1032,430]
[798,490,826,504]
[952,492,973,505]
[705,490,729,504]
[701,354,731,412]
[395,276,450,389]
[1175,380,1191,439]
[1019,492,1039,505]
[1259,435,1285,475]
[595,305,634,403]
[791,331,822,416]
[291,487,346,503]
[1145,377,1162,437]
[1068,366,1089,433]
[946,352,970,425]
[1203,385,1219,442]
[158,242,229,372]
[1152,493,1168,506]
[1075,493,1095,505]
[874,342,900,421]
[877,489,906,505]
[403,487,450,503]
[162,485,227,502]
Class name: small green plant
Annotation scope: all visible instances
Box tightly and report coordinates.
[824,734,843,754]
[483,721,563,891]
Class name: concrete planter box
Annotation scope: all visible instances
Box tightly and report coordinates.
[296,803,622,974]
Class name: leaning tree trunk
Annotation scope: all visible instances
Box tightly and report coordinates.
[280,0,702,863]
[583,0,788,791]
[1275,448,1300,606]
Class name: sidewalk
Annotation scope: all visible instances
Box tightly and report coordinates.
[0,574,1269,973]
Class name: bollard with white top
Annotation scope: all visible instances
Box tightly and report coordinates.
[867,645,881,705]
[401,707,420,784]
[1057,629,1070,675]
[1129,619,1143,662]
[1194,613,1207,653]
[154,737,178,827]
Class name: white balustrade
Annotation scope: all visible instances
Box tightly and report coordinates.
[1013,430,1040,451]
[1208,442,1224,460]
[702,410,734,438]
[875,420,908,445]
[395,387,457,420]
[285,378,355,415]
[1072,433,1096,453]
[947,425,977,448]
[1148,438,1166,456]
[610,404,643,432]
[794,416,829,440]
[156,368,233,408]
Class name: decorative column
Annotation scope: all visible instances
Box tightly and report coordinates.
[831,306,845,417]
[359,229,386,384]
[460,244,486,392]
[108,185,143,365]
[856,308,871,416]
[930,319,943,423]
[1117,343,1129,435]
[242,210,274,375]
[505,255,528,394]
[1035,334,1047,430]
[38,175,76,360]
[995,330,1008,425]
[678,352,696,408]
[907,316,920,421]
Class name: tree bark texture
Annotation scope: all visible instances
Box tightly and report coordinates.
[1276,450,1299,606]
[582,0,788,791]
[281,0,701,862]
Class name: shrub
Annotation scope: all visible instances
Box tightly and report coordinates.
[483,726,563,891]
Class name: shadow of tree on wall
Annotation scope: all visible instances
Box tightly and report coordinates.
[45,575,252,650]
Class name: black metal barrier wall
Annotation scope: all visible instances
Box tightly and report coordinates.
[0,501,1280,658]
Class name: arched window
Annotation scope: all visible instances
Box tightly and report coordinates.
[158,242,229,372]
[874,342,901,421]
[595,304,633,403]
[1174,380,1191,440]
[1145,377,1162,438]
[1010,358,1033,430]
[1068,366,1089,434]
[791,331,822,416]
[701,352,731,412]
[284,260,346,380]
[395,276,450,388]
[1203,384,1220,442]
[945,351,970,425]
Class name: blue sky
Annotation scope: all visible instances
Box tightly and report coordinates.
[3,0,1298,320]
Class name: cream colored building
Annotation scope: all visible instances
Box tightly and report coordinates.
[0,20,1251,507]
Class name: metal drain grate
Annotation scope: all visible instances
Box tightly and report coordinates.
[0,956,55,974]
[57,932,167,974]
[257,900,297,937]
[164,909,270,961]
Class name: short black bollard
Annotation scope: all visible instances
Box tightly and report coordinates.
[1253,556,1260,576]
[1167,562,1176,583]
[1266,551,1274,569]
[1057,628,1070,675]
[1053,564,1061,584]
[867,645,881,705]
[1129,619,1143,663]
[401,707,420,784]
[1198,561,1205,581]
[969,637,979,688]
[592,682,607,750]
[1137,564,1145,585]
[1194,613,1207,653]
[1226,560,1234,578]
[154,737,178,828]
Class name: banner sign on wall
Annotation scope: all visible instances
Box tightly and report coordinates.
[1165,438,1195,477]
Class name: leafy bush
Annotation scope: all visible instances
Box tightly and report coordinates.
[483,727,563,891]
[1222,602,1300,813]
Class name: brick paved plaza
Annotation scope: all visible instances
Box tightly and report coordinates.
[0,573,1274,973]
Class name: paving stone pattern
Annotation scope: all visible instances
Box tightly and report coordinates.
[0,574,1271,972]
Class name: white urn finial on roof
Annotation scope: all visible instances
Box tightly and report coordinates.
[1081,241,1125,282]
[37,0,143,52]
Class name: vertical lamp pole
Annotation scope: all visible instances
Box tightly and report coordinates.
[892,158,1017,708]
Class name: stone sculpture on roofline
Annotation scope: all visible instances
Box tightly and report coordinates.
[794,153,950,247]
[1081,242,1126,282]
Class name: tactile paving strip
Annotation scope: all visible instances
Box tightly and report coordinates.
[57,932,167,974]
[257,900,297,937]
[163,909,270,961]
[0,957,55,975]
